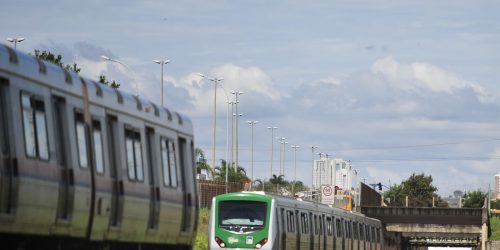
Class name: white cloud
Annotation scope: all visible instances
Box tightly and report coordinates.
[370,56,500,105]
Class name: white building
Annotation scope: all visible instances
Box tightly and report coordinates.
[312,157,352,191]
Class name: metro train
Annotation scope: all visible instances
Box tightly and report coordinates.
[209,192,386,250]
[0,44,197,249]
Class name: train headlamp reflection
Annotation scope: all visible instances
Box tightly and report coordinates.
[215,236,226,248]
[255,238,268,249]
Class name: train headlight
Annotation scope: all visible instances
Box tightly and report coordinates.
[255,238,268,249]
[215,236,226,248]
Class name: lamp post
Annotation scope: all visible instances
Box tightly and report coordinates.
[153,59,171,107]
[267,127,278,178]
[101,55,138,96]
[280,140,288,176]
[231,91,244,169]
[6,37,25,50]
[197,74,223,173]
[247,121,258,189]
[276,137,286,176]
[291,145,300,196]
[311,146,318,190]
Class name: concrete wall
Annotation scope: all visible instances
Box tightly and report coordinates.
[488,240,500,250]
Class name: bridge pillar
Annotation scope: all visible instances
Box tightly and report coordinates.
[481,222,487,250]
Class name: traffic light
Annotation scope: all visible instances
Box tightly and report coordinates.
[377,182,382,191]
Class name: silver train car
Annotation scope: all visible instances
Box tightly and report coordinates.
[0,44,198,249]
[209,192,384,250]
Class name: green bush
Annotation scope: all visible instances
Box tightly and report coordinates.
[491,217,500,240]
[194,208,210,250]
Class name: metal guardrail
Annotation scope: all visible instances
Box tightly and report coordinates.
[361,206,484,226]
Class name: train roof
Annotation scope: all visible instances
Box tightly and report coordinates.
[0,44,193,135]
[215,191,381,224]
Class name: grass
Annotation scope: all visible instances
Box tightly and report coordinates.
[491,216,500,240]
[194,208,210,250]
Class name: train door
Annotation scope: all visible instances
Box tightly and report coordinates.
[280,208,286,250]
[145,127,160,230]
[321,215,326,250]
[295,210,300,250]
[178,137,191,233]
[309,212,314,250]
[52,96,74,221]
[106,115,123,227]
[353,222,359,250]
[0,78,15,215]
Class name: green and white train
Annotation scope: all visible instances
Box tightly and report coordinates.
[209,192,384,250]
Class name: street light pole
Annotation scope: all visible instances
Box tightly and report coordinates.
[153,59,171,107]
[311,146,318,190]
[231,91,243,169]
[198,74,223,173]
[101,55,138,96]
[276,137,286,176]
[291,145,300,196]
[267,127,278,178]
[6,37,25,50]
[247,121,258,189]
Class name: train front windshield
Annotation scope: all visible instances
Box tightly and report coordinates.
[218,201,267,228]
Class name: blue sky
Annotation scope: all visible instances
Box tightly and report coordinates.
[2,0,500,196]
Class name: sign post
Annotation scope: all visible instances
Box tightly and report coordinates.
[321,185,335,205]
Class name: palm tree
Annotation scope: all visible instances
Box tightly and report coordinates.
[269,174,286,193]
[213,160,248,183]
[195,148,213,178]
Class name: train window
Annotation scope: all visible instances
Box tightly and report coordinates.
[344,220,351,238]
[286,211,295,232]
[336,218,342,238]
[93,121,104,174]
[75,113,88,168]
[359,223,364,240]
[326,217,333,236]
[125,128,144,181]
[371,227,376,242]
[21,93,49,160]
[353,222,358,240]
[314,215,318,235]
[365,225,370,242]
[319,215,324,235]
[160,137,178,187]
[376,228,380,243]
[170,140,178,187]
[300,212,309,234]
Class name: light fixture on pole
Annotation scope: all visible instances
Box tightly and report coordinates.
[101,55,139,96]
[6,37,25,50]
[197,73,223,174]
[311,146,318,191]
[280,140,288,176]
[291,145,300,196]
[276,137,286,176]
[230,91,244,169]
[247,121,258,190]
[153,59,171,107]
[267,127,278,178]
[232,112,243,170]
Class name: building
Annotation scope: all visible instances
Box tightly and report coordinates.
[495,172,500,199]
[312,157,353,191]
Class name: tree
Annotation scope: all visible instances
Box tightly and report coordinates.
[453,190,464,198]
[98,75,120,89]
[462,190,486,208]
[195,147,212,177]
[34,50,119,89]
[384,173,448,207]
[34,50,81,73]
[213,160,248,183]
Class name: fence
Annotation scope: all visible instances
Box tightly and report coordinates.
[197,180,244,208]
